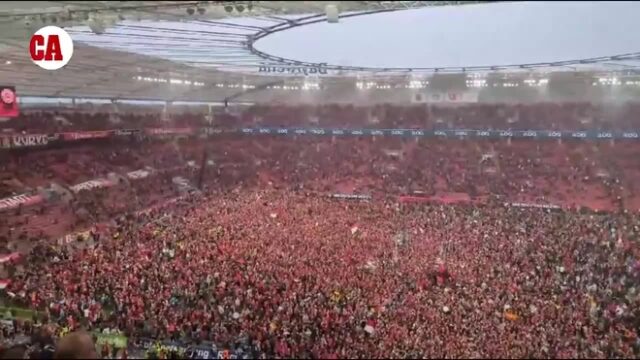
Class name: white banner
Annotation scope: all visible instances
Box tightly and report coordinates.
[0,253,20,264]
[57,229,92,246]
[126,169,151,180]
[70,179,115,193]
[506,202,561,210]
[330,194,371,200]
[0,194,43,211]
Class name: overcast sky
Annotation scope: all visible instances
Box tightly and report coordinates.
[254,1,640,69]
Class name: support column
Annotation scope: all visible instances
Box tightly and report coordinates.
[162,101,170,122]
[207,104,214,126]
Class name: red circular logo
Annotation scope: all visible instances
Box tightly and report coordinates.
[0,88,15,105]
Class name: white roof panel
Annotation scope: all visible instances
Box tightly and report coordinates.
[254,1,640,69]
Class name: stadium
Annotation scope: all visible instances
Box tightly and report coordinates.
[0,1,639,358]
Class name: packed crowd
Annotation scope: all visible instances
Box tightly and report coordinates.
[211,102,640,131]
[5,191,640,358]
[2,134,640,244]
[208,136,640,212]
[0,111,206,133]
[0,140,205,245]
[0,104,639,358]
[4,102,640,134]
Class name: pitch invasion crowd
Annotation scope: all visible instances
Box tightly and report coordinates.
[5,191,640,358]
[2,136,640,245]
[0,104,639,358]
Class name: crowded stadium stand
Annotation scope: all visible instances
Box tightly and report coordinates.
[0,1,640,358]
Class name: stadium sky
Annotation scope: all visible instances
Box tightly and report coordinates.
[255,1,639,69]
[68,1,639,71]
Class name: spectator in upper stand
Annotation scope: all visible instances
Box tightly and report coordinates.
[3,103,640,133]
[3,134,640,243]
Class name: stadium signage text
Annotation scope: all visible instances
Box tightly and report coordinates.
[230,128,640,141]
[597,132,612,138]
[258,63,329,76]
[2,127,640,152]
[10,134,49,148]
[0,194,43,211]
[70,179,115,193]
[0,168,170,213]
[506,202,561,210]
[145,128,194,136]
[115,129,140,136]
[330,194,372,200]
[62,131,111,141]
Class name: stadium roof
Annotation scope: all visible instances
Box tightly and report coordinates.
[0,1,638,102]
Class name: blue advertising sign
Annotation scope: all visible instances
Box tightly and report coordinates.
[213,127,639,141]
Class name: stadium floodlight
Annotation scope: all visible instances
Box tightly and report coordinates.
[23,16,34,28]
[87,15,106,35]
[64,9,74,21]
[326,4,339,23]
